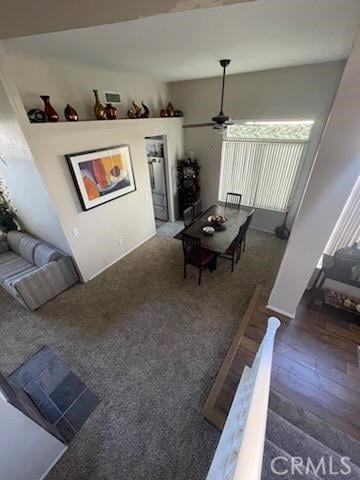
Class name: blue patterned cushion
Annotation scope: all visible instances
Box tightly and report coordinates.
[34,243,61,267]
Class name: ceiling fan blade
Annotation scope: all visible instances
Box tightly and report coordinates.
[183,122,214,129]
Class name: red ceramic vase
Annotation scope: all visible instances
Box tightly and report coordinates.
[166,102,175,117]
[40,95,59,122]
[64,104,79,121]
[105,103,117,120]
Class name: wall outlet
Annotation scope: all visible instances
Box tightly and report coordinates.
[72,227,79,237]
[118,238,124,246]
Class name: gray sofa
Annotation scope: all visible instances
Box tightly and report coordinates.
[0,230,78,310]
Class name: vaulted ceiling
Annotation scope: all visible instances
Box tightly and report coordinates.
[2,0,360,81]
[0,0,256,39]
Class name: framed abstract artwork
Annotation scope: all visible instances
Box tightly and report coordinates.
[66,145,136,211]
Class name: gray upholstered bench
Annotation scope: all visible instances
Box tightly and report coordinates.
[0,230,78,310]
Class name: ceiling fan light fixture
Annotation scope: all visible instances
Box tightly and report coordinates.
[211,113,230,123]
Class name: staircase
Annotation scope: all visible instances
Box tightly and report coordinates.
[262,389,360,479]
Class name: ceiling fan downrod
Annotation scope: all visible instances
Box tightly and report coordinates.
[212,59,231,124]
[219,59,230,116]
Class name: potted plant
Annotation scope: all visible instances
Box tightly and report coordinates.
[0,178,17,233]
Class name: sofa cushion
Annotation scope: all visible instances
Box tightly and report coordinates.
[18,235,42,264]
[7,231,27,255]
[0,251,38,284]
[0,240,9,253]
[34,243,61,267]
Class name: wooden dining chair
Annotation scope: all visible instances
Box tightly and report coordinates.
[193,199,202,219]
[225,192,242,210]
[241,209,255,252]
[183,206,194,228]
[182,234,217,285]
[220,224,245,272]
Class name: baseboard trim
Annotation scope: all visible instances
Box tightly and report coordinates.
[250,226,275,235]
[266,304,295,319]
[86,232,156,282]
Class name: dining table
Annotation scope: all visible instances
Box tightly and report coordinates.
[184,204,248,254]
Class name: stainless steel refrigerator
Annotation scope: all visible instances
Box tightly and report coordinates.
[147,156,169,221]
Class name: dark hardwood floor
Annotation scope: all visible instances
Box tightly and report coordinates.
[203,287,360,441]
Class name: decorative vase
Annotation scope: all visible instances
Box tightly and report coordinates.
[140,101,150,118]
[93,89,106,120]
[27,109,47,123]
[105,103,117,120]
[166,102,175,117]
[40,96,59,122]
[64,104,79,121]
[160,109,168,118]
[127,101,141,119]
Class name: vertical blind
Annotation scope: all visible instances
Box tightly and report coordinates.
[219,140,306,212]
[323,176,360,255]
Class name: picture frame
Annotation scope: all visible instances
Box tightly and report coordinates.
[66,145,136,211]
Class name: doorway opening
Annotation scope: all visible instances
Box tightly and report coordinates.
[145,135,169,227]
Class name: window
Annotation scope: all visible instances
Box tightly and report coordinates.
[218,121,313,212]
[323,176,360,256]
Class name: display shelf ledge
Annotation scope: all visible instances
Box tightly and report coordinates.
[24,116,184,134]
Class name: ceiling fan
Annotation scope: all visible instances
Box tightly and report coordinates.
[183,59,233,131]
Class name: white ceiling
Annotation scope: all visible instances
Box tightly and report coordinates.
[0,0,256,39]
[2,0,360,82]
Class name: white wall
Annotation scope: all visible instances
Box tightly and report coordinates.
[268,33,360,317]
[0,398,66,480]
[5,54,170,122]
[0,52,183,282]
[0,56,71,253]
[25,118,184,281]
[169,61,345,232]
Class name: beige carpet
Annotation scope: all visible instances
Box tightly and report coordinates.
[0,230,286,480]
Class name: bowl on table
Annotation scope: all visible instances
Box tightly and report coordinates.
[207,215,227,226]
[203,226,215,235]
[206,215,227,231]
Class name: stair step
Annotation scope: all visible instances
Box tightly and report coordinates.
[262,439,320,480]
[266,409,360,480]
[269,389,360,467]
